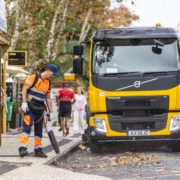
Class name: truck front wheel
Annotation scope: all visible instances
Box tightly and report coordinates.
[90,141,101,153]
[171,142,180,152]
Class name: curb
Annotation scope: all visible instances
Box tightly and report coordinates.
[45,140,82,166]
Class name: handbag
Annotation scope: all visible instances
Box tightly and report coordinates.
[28,101,45,114]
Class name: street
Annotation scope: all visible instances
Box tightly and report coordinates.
[55,142,180,180]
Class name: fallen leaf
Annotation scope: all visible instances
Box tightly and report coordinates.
[134,153,140,158]
[109,157,116,161]
[97,164,106,168]
[158,169,164,173]
[111,161,118,166]
[78,144,86,150]
[87,164,93,168]
[100,156,109,161]
[72,165,77,169]
[88,157,93,161]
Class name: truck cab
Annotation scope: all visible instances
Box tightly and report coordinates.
[73,25,180,153]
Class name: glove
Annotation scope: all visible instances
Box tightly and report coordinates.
[21,102,28,113]
[47,112,53,121]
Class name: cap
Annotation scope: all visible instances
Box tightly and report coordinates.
[47,64,60,77]
[62,83,69,87]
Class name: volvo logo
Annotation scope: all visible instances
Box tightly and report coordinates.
[134,81,141,88]
[116,78,158,91]
[99,92,105,97]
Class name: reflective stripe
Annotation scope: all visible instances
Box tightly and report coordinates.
[28,89,46,101]
[34,136,41,140]
[31,88,46,95]
[34,146,42,149]
[19,144,28,148]
[21,132,29,137]
[26,79,33,86]
[25,74,35,86]
[27,94,44,102]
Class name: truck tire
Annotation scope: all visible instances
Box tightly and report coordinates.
[86,104,93,125]
[171,142,180,152]
[90,140,101,153]
[82,128,89,143]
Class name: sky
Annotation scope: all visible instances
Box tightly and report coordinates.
[113,0,180,28]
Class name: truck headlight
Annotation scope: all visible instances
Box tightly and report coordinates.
[94,118,107,133]
[169,116,180,132]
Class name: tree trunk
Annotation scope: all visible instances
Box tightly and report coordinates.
[44,0,65,63]
[7,0,28,51]
[81,24,91,42]
[48,0,69,62]
[79,8,92,42]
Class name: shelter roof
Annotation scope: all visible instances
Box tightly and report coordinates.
[0,30,11,46]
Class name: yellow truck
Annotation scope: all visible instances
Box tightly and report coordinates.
[72,24,180,153]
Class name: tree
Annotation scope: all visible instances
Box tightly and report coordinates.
[4,0,139,74]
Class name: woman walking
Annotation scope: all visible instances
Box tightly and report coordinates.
[73,86,87,135]
[57,84,76,137]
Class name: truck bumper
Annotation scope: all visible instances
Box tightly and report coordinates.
[89,127,180,143]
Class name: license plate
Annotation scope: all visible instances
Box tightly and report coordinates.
[127,130,150,136]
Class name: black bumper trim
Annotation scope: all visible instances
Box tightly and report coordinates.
[89,126,180,143]
[99,138,180,143]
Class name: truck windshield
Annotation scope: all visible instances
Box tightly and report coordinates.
[92,38,180,75]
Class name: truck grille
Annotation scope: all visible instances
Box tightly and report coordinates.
[106,96,169,111]
[108,113,167,131]
[125,100,150,107]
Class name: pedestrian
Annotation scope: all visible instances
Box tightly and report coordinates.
[58,106,62,131]
[56,91,62,131]
[19,64,60,158]
[73,86,87,135]
[36,66,54,131]
[1,86,8,113]
[57,83,76,137]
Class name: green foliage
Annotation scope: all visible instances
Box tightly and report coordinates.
[12,100,21,113]
[5,0,139,87]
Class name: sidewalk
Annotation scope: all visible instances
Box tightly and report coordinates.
[0,123,111,180]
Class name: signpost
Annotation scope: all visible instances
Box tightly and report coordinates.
[8,51,27,66]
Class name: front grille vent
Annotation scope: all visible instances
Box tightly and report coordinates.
[125,100,150,107]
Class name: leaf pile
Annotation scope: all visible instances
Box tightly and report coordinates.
[110,152,152,166]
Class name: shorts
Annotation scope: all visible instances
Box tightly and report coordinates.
[59,107,71,118]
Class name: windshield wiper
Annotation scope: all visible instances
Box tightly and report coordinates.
[102,72,140,77]
[143,71,168,77]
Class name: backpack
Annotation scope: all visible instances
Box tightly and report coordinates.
[24,73,51,92]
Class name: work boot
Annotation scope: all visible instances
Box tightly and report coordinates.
[19,150,28,157]
[34,151,47,158]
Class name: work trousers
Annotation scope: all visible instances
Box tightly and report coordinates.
[19,108,44,153]
[73,110,85,134]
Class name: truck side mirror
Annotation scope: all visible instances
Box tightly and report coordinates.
[73,58,83,74]
[73,45,83,55]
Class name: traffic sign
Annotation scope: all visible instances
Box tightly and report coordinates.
[8,51,27,66]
